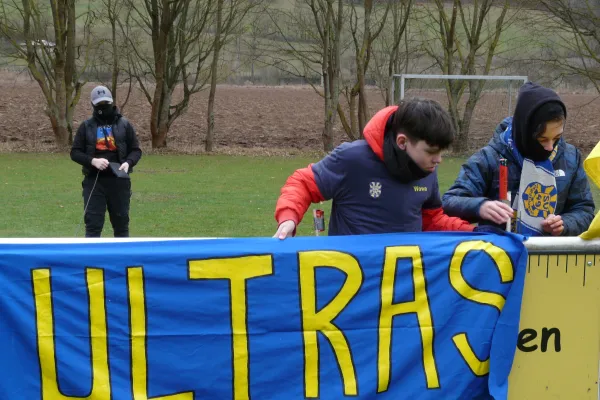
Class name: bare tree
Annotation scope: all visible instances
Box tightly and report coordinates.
[540,0,600,93]
[267,0,345,151]
[418,0,517,153]
[86,0,135,110]
[267,1,407,146]
[0,0,94,147]
[322,0,344,151]
[205,0,258,152]
[239,10,276,83]
[337,0,391,140]
[123,0,215,148]
[206,0,224,152]
[103,0,123,104]
[370,0,413,106]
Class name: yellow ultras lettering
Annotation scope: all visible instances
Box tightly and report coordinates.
[449,240,514,311]
[128,267,193,400]
[452,334,489,376]
[32,268,111,400]
[188,255,274,400]
[378,246,439,393]
[298,251,362,398]
[449,240,514,376]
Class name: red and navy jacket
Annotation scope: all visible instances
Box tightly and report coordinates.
[275,106,475,235]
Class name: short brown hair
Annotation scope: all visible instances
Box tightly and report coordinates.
[390,97,455,149]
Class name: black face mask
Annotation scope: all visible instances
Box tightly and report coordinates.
[383,131,432,183]
[93,103,116,123]
[513,119,559,162]
[523,140,554,162]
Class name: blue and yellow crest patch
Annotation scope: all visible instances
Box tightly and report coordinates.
[522,182,557,219]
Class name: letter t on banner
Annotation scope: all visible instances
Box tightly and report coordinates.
[189,255,274,400]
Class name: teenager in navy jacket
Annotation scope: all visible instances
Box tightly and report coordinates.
[273,98,481,238]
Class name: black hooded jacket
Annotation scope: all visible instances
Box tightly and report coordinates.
[70,108,142,176]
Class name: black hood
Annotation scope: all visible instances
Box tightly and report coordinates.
[512,82,567,161]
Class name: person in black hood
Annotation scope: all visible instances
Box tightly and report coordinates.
[442,82,595,236]
[70,85,142,237]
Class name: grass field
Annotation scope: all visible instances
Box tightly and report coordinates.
[2,153,598,238]
[0,154,463,238]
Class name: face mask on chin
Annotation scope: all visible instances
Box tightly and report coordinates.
[382,132,432,183]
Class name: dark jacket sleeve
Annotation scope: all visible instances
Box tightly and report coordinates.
[442,149,494,221]
[560,149,595,236]
[70,122,93,168]
[124,120,142,167]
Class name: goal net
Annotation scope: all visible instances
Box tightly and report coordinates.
[390,74,528,151]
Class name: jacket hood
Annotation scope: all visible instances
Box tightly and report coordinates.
[488,125,517,162]
[363,105,397,160]
[512,82,567,160]
[488,116,565,163]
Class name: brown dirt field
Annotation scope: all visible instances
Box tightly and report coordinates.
[0,77,598,155]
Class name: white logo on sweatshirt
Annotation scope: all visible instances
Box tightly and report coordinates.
[369,182,382,198]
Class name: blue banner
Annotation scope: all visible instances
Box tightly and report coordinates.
[0,232,527,399]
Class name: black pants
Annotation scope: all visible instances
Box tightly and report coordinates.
[82,174,132,237]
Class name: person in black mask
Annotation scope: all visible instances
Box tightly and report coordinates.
[70,85,142,237]
[442,82,594,236]
[272,97,492,238]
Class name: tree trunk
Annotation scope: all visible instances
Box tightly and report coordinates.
[357,68,367,138]
[444,81,462,140]
[356,0,371,137]
[321,5,333,152]
[321,74,335,152]
[65,0,77,144]
[66,101,75,145]
[455,110,472,154]
[323,67,336,151]
[337,103,355,141]
[205,0,224,152]
[149,0,169,149]
[150,88,165,148]
[327,0,343,150]
[349,93,357,138]
[110,2,119,105]
[47,112,69,149]
[454,81,483,154]
[324,63,337,151]
[152,124,168,148]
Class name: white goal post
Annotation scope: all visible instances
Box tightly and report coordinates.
[391,74,529,117]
